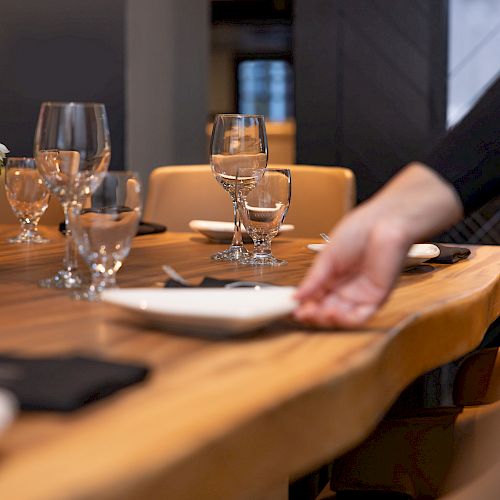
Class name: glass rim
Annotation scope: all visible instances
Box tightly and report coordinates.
[40,101,106,108]
[6,156,35,162]
[261,167,290,174]
[214,113,265,120]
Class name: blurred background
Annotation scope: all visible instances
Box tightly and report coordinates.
[0,0,498,241]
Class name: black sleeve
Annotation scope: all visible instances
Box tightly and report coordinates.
[423,76,500,215]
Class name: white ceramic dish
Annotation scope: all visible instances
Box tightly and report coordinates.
[189,220,295,243]
[307,243,440,269]
[102,287,297,336]
[0,389,17,433]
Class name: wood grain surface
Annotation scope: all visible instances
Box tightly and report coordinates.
[0,225,498,500]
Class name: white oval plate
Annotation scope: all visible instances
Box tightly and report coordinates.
[189,220,295,243]
[102,287,297,336]
[307,243,440,269]
[0,389,17,433]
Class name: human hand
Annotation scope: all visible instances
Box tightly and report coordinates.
[293,163,463,328]
[294,204,410,327]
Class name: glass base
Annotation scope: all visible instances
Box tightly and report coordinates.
[72,288,101,302]
[39,269,84,289]
[241,254,287,267]
[8,231,49,244]
[211,245,250,262]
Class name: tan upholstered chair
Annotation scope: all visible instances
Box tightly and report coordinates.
[0,170,64,225]
[144,164,355,237]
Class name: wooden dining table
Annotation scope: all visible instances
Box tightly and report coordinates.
[0,225,498,500]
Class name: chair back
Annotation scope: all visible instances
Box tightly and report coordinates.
[144,164,355,237]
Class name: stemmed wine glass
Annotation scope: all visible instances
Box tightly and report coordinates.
[210,114,267,261]
[34,102,111,288]
[238,168,291,266]
[4,157,50,243]
[69,171,142,301]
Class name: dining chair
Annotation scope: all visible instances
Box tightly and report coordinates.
[0,172,63,225]
[144,164,356,237]
[325,346,500,500]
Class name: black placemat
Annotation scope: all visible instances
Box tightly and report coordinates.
[164,277,238,288]
[59,221,167,237]
[428,243,471,264]
[0,354,149,412]
[136,221,167,236]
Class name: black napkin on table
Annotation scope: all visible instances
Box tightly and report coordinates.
[164,277,238,288]
[59,220,167,237]
[136,221,167,236]
[0,354,149,412]
[427,243,471,264]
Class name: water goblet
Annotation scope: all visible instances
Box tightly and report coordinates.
[34,102,111,289]
[210,114,268,261]
[69,171,142,301]
[4,157,50,244]
[238,168,291,266]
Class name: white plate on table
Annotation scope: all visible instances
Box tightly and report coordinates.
[102,287,297,336]
[0,389,17,433]
[307,243,440,269]
[189,220,295,243]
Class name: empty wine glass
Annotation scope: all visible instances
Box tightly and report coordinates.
[69,171,142,301]
[238,168,291,266]
[34,102,111,289]
[210,114,267,261]
[4,157,50,243]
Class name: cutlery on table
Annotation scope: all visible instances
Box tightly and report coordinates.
[162,265,190,286]
[162,265,273,289]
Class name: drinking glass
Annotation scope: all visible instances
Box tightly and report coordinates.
[4,157,50,243]
[69,171,142,301]
[210,114,267,261]
[238,168,291,266]
[34,102,111,288]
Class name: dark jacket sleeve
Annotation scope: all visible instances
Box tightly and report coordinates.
[423,77,500,215]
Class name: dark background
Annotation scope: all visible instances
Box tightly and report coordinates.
[0,0,125,170]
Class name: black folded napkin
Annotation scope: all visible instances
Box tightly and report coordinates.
[59,221,167,237]
[136,221,167,236]
[0,354,149,412]
[427,243,471,264]
[164,277,238,288]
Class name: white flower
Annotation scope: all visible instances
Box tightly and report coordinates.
[0,143,9,165]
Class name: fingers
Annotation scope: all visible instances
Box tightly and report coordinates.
[294,222,410,329]
[294,241,338,302]
[294,294,377,328]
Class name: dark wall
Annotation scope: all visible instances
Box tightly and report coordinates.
[0,0,124,169]
[294,0,448,201]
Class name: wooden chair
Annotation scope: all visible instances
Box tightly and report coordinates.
[144,164,356,237]
[0,170,63,225]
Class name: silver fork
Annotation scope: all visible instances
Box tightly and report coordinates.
[224,281,273,289]
[320,232,331,242]
[162,265,273,289]
[162,265,189,285]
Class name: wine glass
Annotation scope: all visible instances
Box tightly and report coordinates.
[210,114,267,261]
[34,102,111,288]
[237,168,291,266]
[4,157,50,243]
[69,171,142,301]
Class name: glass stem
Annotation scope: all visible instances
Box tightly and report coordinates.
[253,239,272,257]
[90,268,116,294]
[20,219,37,237]
[231,198,244,248]
[62,202,78,273]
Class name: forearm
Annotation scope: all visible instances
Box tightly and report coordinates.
[360,162,464,244]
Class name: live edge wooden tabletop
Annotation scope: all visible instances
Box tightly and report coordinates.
[0,225,498,500]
